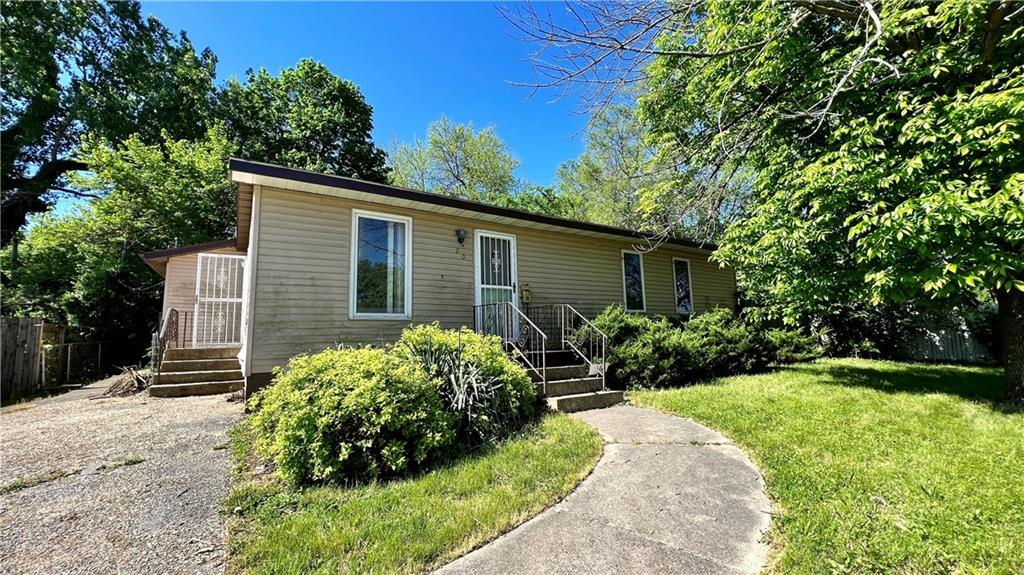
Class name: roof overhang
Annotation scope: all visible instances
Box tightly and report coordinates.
[141,238,237,277]
[228,158,717,253]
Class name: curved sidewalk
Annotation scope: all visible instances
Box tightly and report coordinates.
[436,405,771,575]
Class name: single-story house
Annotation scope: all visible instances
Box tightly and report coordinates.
[143,158,737,401]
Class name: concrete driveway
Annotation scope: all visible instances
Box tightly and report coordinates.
[0,380,242,575]
[436,406,772,575]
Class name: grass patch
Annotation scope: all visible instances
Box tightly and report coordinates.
[226,412,602,574]
[630,358,1024,575]
[0,468,77,494]
[98,455,145,471]
[0,455,145,494]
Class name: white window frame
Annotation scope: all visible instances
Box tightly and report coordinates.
[621,250,646,313]
[349,209,413,320]
[672,257,695,316]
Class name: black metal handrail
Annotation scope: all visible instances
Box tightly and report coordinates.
[473,302,548,393]
[152,308,179,377]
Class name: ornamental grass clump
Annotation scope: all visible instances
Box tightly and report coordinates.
[397,324,536,450]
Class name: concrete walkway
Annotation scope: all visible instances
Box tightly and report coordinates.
[436,406,771,575]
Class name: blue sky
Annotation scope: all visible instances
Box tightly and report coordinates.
[142,1,588,186]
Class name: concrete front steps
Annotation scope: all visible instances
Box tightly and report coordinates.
[527,350,624,413]
[150,346,243,398]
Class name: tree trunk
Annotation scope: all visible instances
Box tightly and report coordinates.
[998,288,1024,404]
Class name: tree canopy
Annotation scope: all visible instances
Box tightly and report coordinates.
[3,129,236,362]
[1,0,217,245]
[218,59,389,182]
[510,0,1024,400]
[390,116,523,203]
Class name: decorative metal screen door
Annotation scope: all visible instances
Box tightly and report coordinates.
[475,231,518,335]
[193,253,246,347]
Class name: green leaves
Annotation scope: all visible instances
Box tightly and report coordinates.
[1,128,236,362]
[637,0,1024,326]
[218,58,390,183]
[389,115,522,203]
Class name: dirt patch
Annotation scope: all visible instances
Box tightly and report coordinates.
[0,387,242,574]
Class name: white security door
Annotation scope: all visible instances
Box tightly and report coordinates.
[194,253,246,346]
[475,231,518,335]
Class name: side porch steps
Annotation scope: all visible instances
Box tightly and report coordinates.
[526,349,623,413]
[150,346,242,398]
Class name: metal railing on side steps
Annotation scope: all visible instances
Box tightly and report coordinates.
[525,304,608,391]
[472,302,548,394]
[150,308,193,380]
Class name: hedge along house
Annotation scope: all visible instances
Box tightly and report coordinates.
[143,158,737,409]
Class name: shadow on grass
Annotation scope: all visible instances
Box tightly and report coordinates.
[788,360,1018,412]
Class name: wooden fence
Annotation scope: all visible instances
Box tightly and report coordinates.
[902,323,993,364]
[1,317,44,402]
[1,318,104,402]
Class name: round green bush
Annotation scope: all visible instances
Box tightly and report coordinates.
[249,347,454,485]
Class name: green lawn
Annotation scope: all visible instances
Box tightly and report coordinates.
[225,413,602,575]
[631,358,1024,575]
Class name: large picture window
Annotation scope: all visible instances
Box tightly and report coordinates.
[350,210,411,319]
[673,258,694,315]
[621,251,646,312]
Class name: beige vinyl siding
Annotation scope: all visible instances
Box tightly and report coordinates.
[236,183,253,249]
[249,186,736,373]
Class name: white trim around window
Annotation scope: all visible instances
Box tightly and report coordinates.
[621,249,646,313]
[672,257,695,316]
[349,209,413,320]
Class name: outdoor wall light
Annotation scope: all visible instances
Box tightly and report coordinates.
[455,228,467,244]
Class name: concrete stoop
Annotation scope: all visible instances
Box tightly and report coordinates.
[150,346,242,398]
[529,350,624,413]
[546,390,625,412]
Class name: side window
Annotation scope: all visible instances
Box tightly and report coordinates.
[673,258,694,315]
[621,251,646,312]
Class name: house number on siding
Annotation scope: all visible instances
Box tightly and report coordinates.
[455,246,466,260]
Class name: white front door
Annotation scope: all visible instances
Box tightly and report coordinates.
[474,230,518,335]
[194,253,246,347]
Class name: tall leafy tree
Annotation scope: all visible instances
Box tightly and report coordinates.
[555,103,745,241]
[391,116,584,218]
[1,128,236,363]
[390,116,523,203]
[1,0,217,245]
[218,59,389,182]
[556,105,650,229]
[511,1,1024,401]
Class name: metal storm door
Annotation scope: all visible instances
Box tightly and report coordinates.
[475,231,518,335]
[193,253,246,346]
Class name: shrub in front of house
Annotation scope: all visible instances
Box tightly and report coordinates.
[248,347,454,485]
[614,321,703,388]
[396,323,536,449]
[592,306,698,388]
[248,324,537,486]
[680,308,775,376]
[764,326,822,365]
[590,304,819,389]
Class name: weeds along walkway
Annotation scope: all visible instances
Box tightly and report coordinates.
[435,405,772,575]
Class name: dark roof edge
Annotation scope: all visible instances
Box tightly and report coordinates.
[142,238,237,261]
[228,158,717,251]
